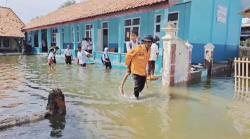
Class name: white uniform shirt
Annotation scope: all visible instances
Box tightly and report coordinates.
[77,50,89,65]
[81,40,88,51]
[126,40,139,52]
[48,52,54,60]
[64,48,72,56]
[87,42,93,50]
[149,43,159,61]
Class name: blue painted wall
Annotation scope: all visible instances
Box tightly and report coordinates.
[169,2,191,40]
[188,0,242,63]
[28,0,243,74]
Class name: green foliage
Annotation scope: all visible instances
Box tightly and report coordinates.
[58,0,76,9]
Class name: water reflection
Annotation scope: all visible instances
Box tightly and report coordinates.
[48,115,66,138]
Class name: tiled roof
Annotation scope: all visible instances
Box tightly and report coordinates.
[24,0,168,31]
[0,7,24,37]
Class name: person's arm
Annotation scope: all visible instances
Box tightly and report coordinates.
[125,48,137,66]
[84,50,91,58]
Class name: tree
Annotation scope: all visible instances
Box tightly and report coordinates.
[58,0,76,9]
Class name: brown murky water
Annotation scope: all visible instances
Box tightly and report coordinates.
[0,55,249,139]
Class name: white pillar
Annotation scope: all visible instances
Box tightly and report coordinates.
[162,23,178,86]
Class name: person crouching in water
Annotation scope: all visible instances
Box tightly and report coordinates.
[48,49,56,70]
[102,47,112,70]
[77,46,90,67]
[125,35,153,100]
[64,46,72,65]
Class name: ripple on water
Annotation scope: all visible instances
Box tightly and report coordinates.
[0,55,248,139]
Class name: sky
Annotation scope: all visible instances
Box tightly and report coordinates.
[0,0,250,24]
[0,0,82,23]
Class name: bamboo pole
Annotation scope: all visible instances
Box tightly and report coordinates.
[234,57,237,93]
[247,58,249,95]
[242,58,245,95]
[238,57,241,94]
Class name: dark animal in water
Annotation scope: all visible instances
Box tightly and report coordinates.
[46,88,66,117]
[0,88,66,130]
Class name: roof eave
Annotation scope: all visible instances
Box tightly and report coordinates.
[23,0,169,32]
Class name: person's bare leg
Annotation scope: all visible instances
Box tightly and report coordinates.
[119,72,130,95]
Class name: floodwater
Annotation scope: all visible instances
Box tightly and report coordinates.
[0,55,249,139]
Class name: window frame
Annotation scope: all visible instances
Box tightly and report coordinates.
[124,17,141,42]
[85,24,93,39]
[168,11,179,37]
[154,14,162,39]
[71,26,75,43]
[3,37,10,48]
[51,28,58,44]
[61,28,65,44]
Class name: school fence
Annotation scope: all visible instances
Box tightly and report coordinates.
[234,57,250,97]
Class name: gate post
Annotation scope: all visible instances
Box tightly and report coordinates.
[162,23,178,86]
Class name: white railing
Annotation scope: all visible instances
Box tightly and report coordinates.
[234,57,250,97]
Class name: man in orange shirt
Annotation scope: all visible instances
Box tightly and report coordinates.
[125,35,153,100]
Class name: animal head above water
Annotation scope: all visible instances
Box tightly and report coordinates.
[46,88,66,116]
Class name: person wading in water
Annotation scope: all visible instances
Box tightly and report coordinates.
[123,35,153,100]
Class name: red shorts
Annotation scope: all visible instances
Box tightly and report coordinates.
[48,59,54,66]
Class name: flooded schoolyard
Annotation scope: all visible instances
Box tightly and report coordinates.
[0,55,249,139]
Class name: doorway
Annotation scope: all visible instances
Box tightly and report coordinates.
[41,30,48,52]
[102,22,109,51]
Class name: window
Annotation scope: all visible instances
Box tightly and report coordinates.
[168,12,179,28]
[124,18,140,42]
[51,28,58,44]
[102,22,108,29]
[71,26,75,43]
[27,32,32,44]
[155,15,161,38]
[76,25,80,42]
[3,38,9,48]
[85,24,93,39]
[168,12,179,36]
[61,28,65,44]
[34,31,39,47]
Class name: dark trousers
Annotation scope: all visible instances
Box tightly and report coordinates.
[65,56,72,64]
[104,58,112,69]
[133,74,146,98]
[80,63,86,67]
[148,61,156,75]
[104,61,112,69]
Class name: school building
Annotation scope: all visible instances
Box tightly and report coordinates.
[23,0,243,72]
[0,6,24,53]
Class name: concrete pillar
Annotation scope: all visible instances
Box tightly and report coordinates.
[31,31,35,48]
[93,22,99,55]
[162,23,193,86]
[204,43,215,78]
[162,23,178,86]
[47,29,52,51]
[58,27,64,51]
[186,41,193,81]
[38,30,42,53]
[118,17,124,63]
